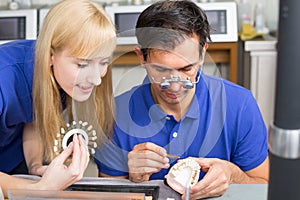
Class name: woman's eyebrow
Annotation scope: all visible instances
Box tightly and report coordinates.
[76,58,90,62]
[77,56,110,62]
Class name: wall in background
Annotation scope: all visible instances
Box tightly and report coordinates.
[0,0,279,32]
[237,0,279,32]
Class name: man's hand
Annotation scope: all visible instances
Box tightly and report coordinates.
[128,142,170,182]
[182,157,269,200]
[182,158,230,200]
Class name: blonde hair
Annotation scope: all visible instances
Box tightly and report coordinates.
[33,0,116,162]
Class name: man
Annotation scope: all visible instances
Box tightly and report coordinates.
[95,0,269,199]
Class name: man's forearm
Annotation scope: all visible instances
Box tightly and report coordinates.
[228,161,268,184]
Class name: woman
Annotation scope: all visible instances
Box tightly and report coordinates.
[0,0,116,197]
[23,0,115,175]
[24,0,116,176]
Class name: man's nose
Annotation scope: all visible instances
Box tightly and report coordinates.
[168,81,183,91]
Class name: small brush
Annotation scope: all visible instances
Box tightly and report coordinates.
[166,154,180,159]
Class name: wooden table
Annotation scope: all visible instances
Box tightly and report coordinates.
[7,176,268,200]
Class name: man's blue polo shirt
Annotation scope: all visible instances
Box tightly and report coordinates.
[95,74,268,180]
[0,40,35,173]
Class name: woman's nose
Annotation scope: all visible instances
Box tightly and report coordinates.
[87,66,107,86]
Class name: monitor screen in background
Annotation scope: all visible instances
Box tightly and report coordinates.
[205,10,227,34]
[0,17,26,40]
[115,13,139,37]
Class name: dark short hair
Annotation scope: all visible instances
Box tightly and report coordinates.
[136,0,211,61]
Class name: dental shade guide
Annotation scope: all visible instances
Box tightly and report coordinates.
[54,120,97,156]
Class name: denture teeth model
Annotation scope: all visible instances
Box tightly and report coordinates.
[53,120,97,156]
[165,158,201,194]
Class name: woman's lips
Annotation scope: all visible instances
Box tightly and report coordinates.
[77,85,93,93]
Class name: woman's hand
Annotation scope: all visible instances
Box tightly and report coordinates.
[36,134,90,190]
[29,165,48,177]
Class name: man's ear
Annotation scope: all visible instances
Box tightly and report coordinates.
[199,43,209,66]
[202,43,209,55]
[134,47,146,67]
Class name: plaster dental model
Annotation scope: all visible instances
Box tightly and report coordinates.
[165,158,201,194]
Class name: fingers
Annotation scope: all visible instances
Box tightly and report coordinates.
[68,135,90,179]
[51,139,74,165]
[129,172,151,183]
[129,143,170,170]
[128,142,170,181]
[38,135,90,191]
[131,142,169,164]
[78,134,90,170]
[129,163,164,174]
[129,150,169,166]
[189,181,228,199]
[187,158,230,199]
[133,142,167,157]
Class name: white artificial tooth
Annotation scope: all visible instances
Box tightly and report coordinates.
[88,130,97,136]
[90,136,97,141]
[82,122,88,127]
[92,130,96,136]
[87,125,93,131]
[88,141,97,148]
[60,128,65,134]
[89,148,95,155]
[54,146,58,152]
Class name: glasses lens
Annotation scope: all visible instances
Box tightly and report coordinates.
[147,63,198,81]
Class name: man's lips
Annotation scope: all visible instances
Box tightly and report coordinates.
[165,92,180,99]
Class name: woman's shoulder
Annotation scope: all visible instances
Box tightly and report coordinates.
[0,40,35,52]
[0,40,35,70]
